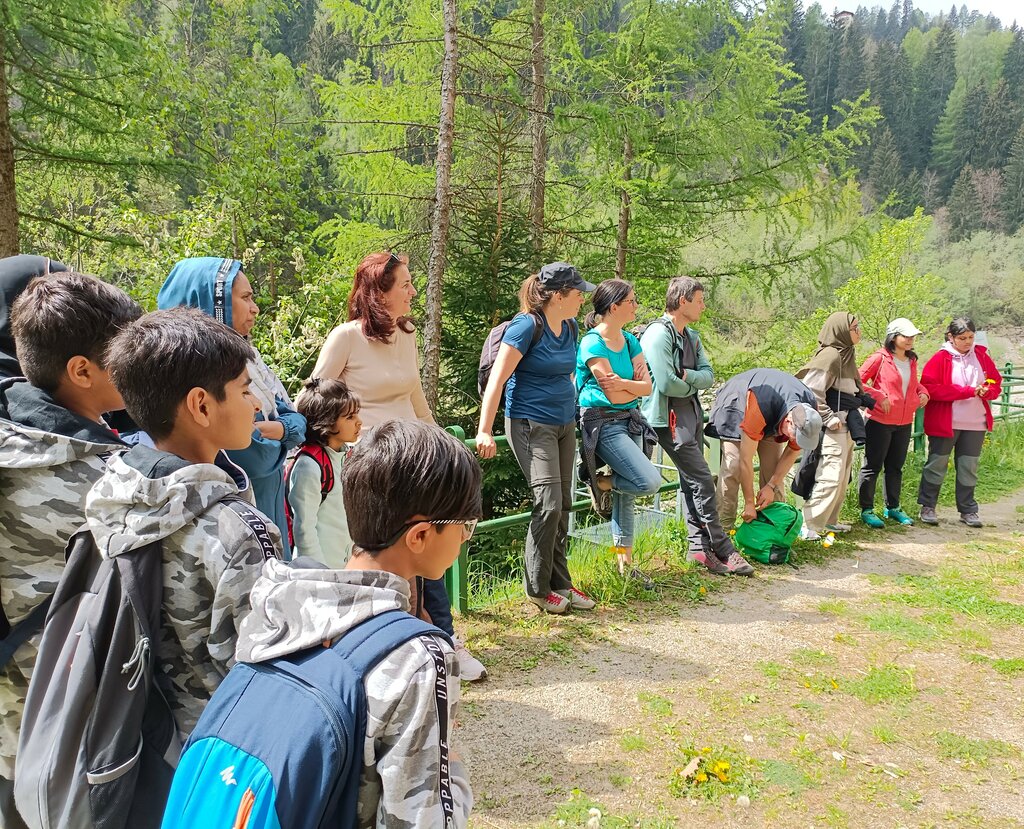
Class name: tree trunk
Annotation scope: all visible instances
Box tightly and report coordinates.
[527,0,547,263]
[421,0,458,411]
[615,134,633,281]
[0,47,20,257]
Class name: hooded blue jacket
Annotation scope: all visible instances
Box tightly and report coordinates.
[158,257,306,558]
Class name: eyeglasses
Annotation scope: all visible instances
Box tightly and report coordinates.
[361,517,479,552]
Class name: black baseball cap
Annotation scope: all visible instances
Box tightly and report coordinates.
[538,262,596,292]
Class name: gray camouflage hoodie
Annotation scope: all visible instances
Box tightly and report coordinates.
[85,444,282,740]
[0,378,123,777]
[236,559,472,829]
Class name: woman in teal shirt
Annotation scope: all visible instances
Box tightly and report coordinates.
[577,279,661,581]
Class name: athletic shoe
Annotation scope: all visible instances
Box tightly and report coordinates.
[453,637,487,681]
[799,524,821,541]
[556,587,596,610]
[861,509,885,529]
[687,549,731,576]
[590,470,613,519]
[919,506,939,525]
[627,568,656,590]
[825,522,853,533]
[959,512,984,528]
[884,507,914,526]
[724,551,755,576]
[528,591,570,614]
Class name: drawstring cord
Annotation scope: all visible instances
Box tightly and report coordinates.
[122,636,150,691]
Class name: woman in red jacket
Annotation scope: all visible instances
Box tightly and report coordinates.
[858,318,930,528]
[917,317,1002,528]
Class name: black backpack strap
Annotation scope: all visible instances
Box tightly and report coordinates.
[0,596,53,667]
[224,499,281,561]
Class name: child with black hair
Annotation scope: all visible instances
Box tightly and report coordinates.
[287,377,362,565]
[0,272,140,828]
[83,307,282,741]
[162,420,480,828]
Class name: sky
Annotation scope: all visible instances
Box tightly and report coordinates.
[831,0,1020,27]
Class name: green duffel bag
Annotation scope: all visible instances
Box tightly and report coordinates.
[734,501,803,564]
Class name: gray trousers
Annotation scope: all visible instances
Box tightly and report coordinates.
[917,429,985,514]
[655,425,736,562]
[506,418,575,598]
[1,776,28,829]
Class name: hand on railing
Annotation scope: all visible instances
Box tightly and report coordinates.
[475,432,497,459]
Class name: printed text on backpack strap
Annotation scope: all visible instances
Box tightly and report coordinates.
[213,258,233,325]
[422,634,456,827]
[0,595,52,667]
[224,499,280,560]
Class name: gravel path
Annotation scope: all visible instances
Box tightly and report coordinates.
[457,491,1024,828]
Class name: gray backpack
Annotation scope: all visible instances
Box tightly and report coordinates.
[14,526,177,829]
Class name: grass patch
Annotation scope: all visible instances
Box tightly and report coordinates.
[761,759,815,795]
[935,731,1020,767]
[817,598,849,615]
[885,567,1024,625]
[842,665,915,704]
[638,691,674,718]
[965,654,1024,675]
[861,610,938,643]
[790,648,838,667]
[668,744,756,802]
[546,790,676,828]
[620,732,649,752]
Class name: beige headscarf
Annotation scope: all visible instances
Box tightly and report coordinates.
[798,311,862,391]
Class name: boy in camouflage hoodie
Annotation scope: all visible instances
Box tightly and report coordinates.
[0,273,141,827]
[233,420,480,828]
[88,307,282,741]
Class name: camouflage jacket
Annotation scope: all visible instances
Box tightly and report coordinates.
[237,560,472,829]
[85,444,282,741]
[0,379,123,776]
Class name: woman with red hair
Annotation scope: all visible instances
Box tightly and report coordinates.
[312,251,487,681]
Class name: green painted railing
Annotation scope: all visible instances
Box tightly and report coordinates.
[444,361,1024,614]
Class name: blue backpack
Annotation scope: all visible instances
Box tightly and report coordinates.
[160,609,451,829]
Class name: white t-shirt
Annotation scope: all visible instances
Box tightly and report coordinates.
[894,356,911,396]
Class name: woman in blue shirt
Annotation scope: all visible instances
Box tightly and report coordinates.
[476,263,595,615]
[577,279,661,583]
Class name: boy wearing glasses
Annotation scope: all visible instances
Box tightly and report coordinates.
[166,420,480,828]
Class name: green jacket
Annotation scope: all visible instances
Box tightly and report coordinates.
[639,316,714,428]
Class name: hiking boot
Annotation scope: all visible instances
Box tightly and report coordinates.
[453,637,487,681]
[861,509,885,529]
[724,551,755,576]
[627,568,656,590]
[528,592,570,614]
[825,522,852,533]
[590,470,613,519]
[687,549,731,576]
[959,512,984,528]
[919,506,939,525]
[799,524,821,541]
[556,587,596,610]
[884,507,914,526]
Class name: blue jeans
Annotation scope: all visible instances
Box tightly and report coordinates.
[597,419,662,547]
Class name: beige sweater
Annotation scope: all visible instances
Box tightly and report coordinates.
[312,320,435,434]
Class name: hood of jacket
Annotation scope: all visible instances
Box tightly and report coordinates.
[942,340,980,361]
[157,257,242,328]
[0,377,123,469]
[235,559,412,663]
[85,442,250,557]
[0,255,69,375]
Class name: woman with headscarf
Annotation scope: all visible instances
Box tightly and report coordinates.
[917,317,1002,528]
[158,257,307,557]
[794,312,862,540]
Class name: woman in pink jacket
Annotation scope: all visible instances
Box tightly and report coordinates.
[917,317,1002,528]
[858,318,930,528]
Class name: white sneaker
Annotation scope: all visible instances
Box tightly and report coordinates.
[528,591,570,614]
[556,586,596,610]
[453,637,487,681]
[799,525,821,541]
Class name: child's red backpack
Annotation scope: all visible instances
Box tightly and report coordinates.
[284,444,335,548]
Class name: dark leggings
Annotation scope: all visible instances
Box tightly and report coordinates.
[421,576,455,636]
[858,420,912,510]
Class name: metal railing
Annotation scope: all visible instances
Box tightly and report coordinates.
[443,361,1024,614]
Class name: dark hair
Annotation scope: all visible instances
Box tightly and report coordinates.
[665,276,704,311]
[295,378,360,445]
[883,332,918,361]
[105,307,254,440]
[10,273,142,392]
[946,316,976,340]
[343,420,482,554]
[347,252,415,343]
[584,278,633,329]
[518,273,573,314]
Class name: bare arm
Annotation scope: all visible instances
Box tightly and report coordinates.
[590,355,652,403]
[475,343,524,458]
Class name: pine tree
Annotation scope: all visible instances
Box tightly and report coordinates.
[803,5,838,127]
[869,125,905,210]
[835,18,868,106]
[948,164,982,240]
[976,80,1021,170]
[1003,27,1024,108]
[952,84,989,175]
[911,23,957,171]
[871,40,915,170]
[1001,124,1024,233]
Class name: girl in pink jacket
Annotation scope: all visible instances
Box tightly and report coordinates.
[858,318,930,528]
